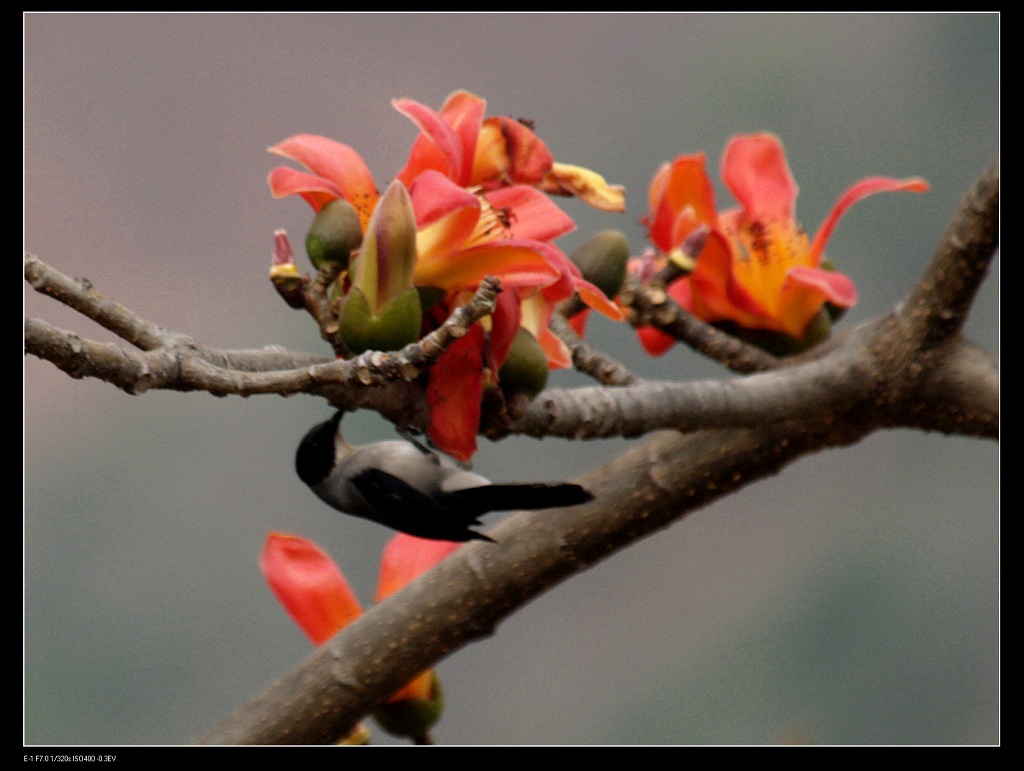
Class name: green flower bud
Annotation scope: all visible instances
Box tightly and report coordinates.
[498,327,550,400]
[339,286,423,354]
[352,181,417,315]
[373,672,445,740]
[569,230,630,299]
[305,198,363,270]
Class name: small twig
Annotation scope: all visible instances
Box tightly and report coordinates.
[549,314,640,387]
[24,252,190,351]
[618,277,780,374]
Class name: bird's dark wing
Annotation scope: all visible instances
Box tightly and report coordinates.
[447,483,594,514]
[351,469,593,543]
[350,468,495,542]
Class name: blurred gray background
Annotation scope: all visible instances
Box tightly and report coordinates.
[24,13,998,745]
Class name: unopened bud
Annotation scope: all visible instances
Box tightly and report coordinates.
[569,230,630,299]
[306,198,363,270]
[269,230,306,308]
[352,180,418,314]
[373,671,445,740]
[498,327,550,400]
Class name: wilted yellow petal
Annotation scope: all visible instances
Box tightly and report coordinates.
[541,162,626,212]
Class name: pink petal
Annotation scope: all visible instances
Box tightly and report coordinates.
[787,265,858,308]
[374,534,461,602]
[267,167,344,212]
[810,175,930,262]
[408,172,481,264]
[268,134,378,224]
[721,133,798,222]
[260,532,362,646]
[415,240,562,294]
[394,97,467,185]
[438,90,487,166]
[408,170,481,229]
[484,185,576,242]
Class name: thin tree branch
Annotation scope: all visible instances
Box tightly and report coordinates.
[26,257,502,400]
[24,251,190,350]
[549,313,640,386]
[618,278,781,373]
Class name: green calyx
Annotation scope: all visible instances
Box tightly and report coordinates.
[339,286,423,354]
[498,327,550,400]
[569,229,630,299]
[372,673,445,740]
[305,198,363,270]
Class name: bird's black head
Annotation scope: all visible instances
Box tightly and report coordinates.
[295,412,343,486]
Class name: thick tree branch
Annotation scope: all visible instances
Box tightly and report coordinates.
[194,161,998,744]
[198,417,864,745]
[901,158,999,347]
[25,161,999,745]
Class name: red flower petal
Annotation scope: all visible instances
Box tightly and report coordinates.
[474,116,553,186]
[415,240,561,294]
[268,134,379,226]
[536,324,572,369]
[437,90,488,158]
[267,167,344,213]
[638,325,677,357]
[568,307,590,338]
[787,266,858,308]
[426,323,486,463]
[394,97,468,186]
[488,289,523,371]
[646,154,718,254]
[721,133,798,222]
[374,534,461,602]
[484,185,575,242]
[574,277,626,322]
[680,227,770,327]
[260,533,362,646]
[407,170,481,231]
[809,175,930,262]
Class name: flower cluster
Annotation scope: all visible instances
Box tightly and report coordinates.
[637,132,929,354]
[269,90,625,461]
[260,531,460,742]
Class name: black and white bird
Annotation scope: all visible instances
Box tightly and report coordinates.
[295,412,594,542]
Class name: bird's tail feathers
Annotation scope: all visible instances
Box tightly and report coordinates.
[450,483,593,515]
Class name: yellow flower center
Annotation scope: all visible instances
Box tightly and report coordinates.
[726,217,811,317]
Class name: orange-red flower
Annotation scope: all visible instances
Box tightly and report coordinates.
[268,91,625,461]
[639,132,929,354]
[260,532,459,709]
[393,89,625,212]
